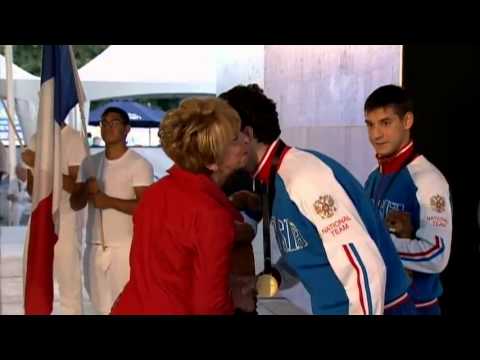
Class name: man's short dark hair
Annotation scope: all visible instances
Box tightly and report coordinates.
[101,107,130,125]
[364,84,414,118]
[219,84,281,145]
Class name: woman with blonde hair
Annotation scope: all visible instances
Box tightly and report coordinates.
[110,97,249,315]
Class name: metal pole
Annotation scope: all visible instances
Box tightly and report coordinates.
[5,45,19,226]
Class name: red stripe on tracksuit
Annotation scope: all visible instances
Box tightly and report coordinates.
[342,244,367,315]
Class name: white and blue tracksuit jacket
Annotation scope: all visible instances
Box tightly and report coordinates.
[258,139,410,315]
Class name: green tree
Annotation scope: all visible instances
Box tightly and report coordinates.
[0,45,109,76]
[1,45,182,113]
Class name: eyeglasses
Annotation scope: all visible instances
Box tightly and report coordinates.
[100,119,124,128]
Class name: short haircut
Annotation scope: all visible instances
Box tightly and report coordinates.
[101,107,130,125]
[219,84,281,145]
[364,84,414,118]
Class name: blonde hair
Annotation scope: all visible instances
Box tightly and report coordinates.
[159,97,241,173]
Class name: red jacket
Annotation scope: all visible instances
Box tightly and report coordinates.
[111,165,241,315]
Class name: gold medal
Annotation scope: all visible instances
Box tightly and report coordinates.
[256,273,279,298]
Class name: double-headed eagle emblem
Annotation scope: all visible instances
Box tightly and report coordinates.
[314,195,337,219]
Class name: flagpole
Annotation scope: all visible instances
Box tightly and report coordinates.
[5,46,18,173]
[0,227,2,315]
[68,47,88,137]
[68,46,106,252]
[74,94,107,251]
[4,45,22,227]
[0,98,24,148]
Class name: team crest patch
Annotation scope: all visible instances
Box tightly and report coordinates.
[314,195,337,219]
[430,194,446,213]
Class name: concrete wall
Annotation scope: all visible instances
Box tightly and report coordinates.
[265,45,401,182]
[216,46,264,95]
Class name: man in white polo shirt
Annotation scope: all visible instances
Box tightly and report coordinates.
[71,107,153,314]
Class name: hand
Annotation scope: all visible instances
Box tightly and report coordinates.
[405,268,414,280]
[90,190,111,210]
[21,149,35,168]
[230,275,257,312]
[86,177,98,195]
[15,165,27,182]
[240,278,258,297]
[7,193,18,202]
[230,190,261,211]
[385,210,414,239]
[234,221,256,244]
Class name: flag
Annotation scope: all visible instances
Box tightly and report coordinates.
[24,45,85,315]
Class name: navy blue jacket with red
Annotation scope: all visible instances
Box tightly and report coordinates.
[365,142,452,306]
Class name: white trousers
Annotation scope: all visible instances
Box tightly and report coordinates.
[53,211,84,314]
[83,244,131,315]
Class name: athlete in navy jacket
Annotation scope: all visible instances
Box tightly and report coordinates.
[364,85,452,315]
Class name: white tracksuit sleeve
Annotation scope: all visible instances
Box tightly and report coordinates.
[392,166,452,274]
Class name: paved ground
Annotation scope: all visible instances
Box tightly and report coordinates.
[1,226,307,315]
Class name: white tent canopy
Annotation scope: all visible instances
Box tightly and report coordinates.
[1,45,219,136]
[0,54,40,101]
[2,45,219,103]
[0,54,39,144]
[0,53,38,80]
[79,45,217,101]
